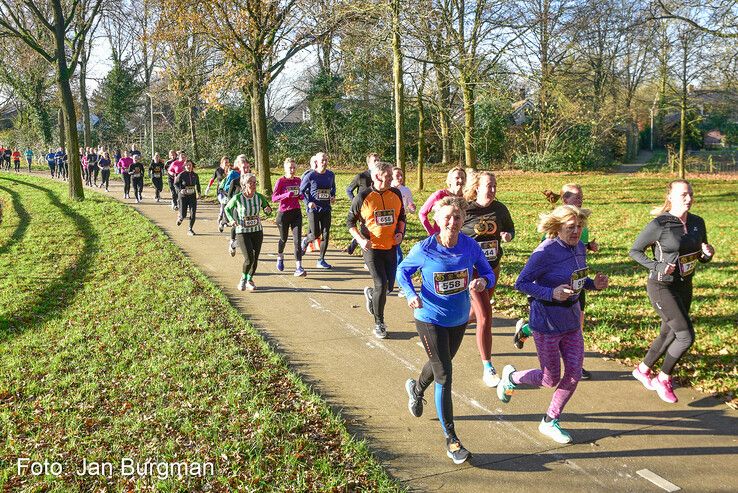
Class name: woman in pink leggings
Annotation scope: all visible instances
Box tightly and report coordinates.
[496,205,608,444]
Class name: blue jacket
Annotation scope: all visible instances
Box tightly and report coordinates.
[397,233,496,328]
[300,170,336,213]
[515,237,595,334]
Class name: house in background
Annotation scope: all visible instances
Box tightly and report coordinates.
[273,100,310,130]
[704,129,726,148]
[511,98,535,126]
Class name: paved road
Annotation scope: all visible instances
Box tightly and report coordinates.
[41,172,738,492]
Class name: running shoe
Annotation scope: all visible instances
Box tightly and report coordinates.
[293,267,306,277]
[446,438,471,465]
[245,280,256,291]
[316,259,332,269]
[651,375,678,403]
[538,418,572,444]
[276,257,284,272]
[496,364,517,403]
[237,278,247,291]
[580,368,592,380]
[156,197,160,203]
[483,365,500,388]
[300,237,309,255]
[176,218,183,226]
[188,229,195,236]
[228,241,237,257]
[373,323,387,339]
[632,366,655,390]
[218,223,224,233]
[405,378,425,417]
[513,318,528,350]
[171,201,176,210]
[364,287,374,316]
[397,289,406,298]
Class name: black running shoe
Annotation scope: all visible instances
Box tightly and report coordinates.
[347,239,357,255]
[580,368,592,380]
[446,438,471,464]
[364,287,374,316]
[405,379,425,417]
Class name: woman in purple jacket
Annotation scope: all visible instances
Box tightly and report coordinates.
[496,205,608,444]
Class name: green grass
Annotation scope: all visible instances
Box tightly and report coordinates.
[0,174,401,491]
[309,168,737,404]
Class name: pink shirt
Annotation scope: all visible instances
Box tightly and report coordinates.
[117,156,133,173]
[272,176,303,213]
[418,189,451,235]
[168,159,185,176]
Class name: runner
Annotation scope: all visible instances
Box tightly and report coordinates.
[164,150,179,209]
[629,180,714,403]
[80,147,91,185]
[87,147,99,187]
[205,156,231,229]
[514,183,599,380]
[4,146,12,171]
[497,204,608,444]
[54,147,67,180]
[117,151,133,199]
[223,155,250,254]
[24,147,33,172]
[149,152,165,202]
[300,152,336,269]
[390,166,416,297]
[45,148,56,178]
[418,166,466,235]
[174,159,201,235]
[12,148,21,172]
[348,161,406,339]
[398,197,495,464]
[461,171,515,387]
[224,173,272,291]
[345,153,379,255]
[114,149,122,174]
[130,154,146,202]
[168,151,187,210]
[98,151,112,191]
[272,157,306,276]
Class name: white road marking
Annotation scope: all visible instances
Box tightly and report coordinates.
[637,469,681,492]
[320,285,331,290]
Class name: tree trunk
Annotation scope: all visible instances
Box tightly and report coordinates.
[416,79,425,191]
[52,0,83,200]
[188,101,199,161]
[251,83,272,195]
[80,44,92,148]
[436,67,452,166]
[678,46,687,179]
[58,107,65,149]
[460,74,476,169]
[391,0,405,173]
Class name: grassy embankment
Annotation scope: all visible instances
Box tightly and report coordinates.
[317,168,736,404]
[0,174,401,491]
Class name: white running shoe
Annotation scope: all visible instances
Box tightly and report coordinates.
[483,366,500,388]
[538,418,572,444]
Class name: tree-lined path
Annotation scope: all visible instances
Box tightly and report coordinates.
[72,172,738,492]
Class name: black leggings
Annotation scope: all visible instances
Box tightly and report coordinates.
[644,279,694,375]
[305,209,331,258]
[91,165,99,184]
[152,177,163,199]
[178,195,197,229]
[14,160,20,172]
[363,246,397,324]
[237,230,264,277]
[414,320,467,439]
[100,169,110,188]
[83,166,91,185]
[276,209,303,260]
[132,177,144,200]
[168,175,178,204]
[122,173,131,195]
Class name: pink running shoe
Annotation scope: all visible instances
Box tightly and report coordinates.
[632,366,655,390]
[651,376,678,403]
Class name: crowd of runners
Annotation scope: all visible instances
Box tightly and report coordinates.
[17,145,715,465]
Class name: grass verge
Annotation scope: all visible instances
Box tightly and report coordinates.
[0,174,401,491]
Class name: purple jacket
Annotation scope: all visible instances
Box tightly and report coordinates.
[515,237,595,334]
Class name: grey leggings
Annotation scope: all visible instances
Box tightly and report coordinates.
[644,279,694,375]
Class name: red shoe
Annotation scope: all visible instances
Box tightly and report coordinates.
[651,375,678,403]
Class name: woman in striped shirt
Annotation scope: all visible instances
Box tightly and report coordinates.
[225,173,273,291]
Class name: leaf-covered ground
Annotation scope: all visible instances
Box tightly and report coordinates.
[0,174,401,491]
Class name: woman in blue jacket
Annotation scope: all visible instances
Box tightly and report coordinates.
[397,196,495,465]
[497,205,608,444]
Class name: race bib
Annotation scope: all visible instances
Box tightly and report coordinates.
[433,269,469,296]
[132,172,142,178]
[570,267,589,295]
[478,240,498,262]
[287,186,299,196]
[182,186,196,195]
[678,251,700,277]
[316,188,331,200]
[374,209,395,226]
[153,173,161,178]
[241,215,260,228]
